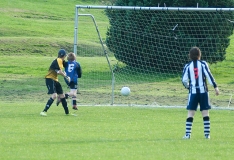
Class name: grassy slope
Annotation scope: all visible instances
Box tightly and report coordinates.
[1,0,234,78]
[0,0,108,55]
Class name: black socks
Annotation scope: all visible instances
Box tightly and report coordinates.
[43,98,54,112]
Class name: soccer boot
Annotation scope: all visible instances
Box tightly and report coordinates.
[72,105,78,110]
[205,134,210,139]
[182,134,191,139]
[40,111,47,116]
[66,113,77,116]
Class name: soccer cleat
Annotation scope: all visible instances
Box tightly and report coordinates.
[182,134,191,139]
[65,93,69,99]
[66,113,77,116]
[205,134,210,139]
[72,105,78,110]
[40,111,47,116]
[56,97,61,106]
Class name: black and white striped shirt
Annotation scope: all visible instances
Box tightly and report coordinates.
[182,60,217,94]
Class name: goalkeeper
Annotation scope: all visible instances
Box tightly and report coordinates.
[40,49,71,116]
[181,47,219,139]
[57,52,82,110]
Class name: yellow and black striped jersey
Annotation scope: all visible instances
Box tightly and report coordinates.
[45,58,64,81]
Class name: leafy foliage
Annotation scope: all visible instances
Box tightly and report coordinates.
[106,0,234,72]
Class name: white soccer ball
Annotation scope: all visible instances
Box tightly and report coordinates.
[121,87,130,96]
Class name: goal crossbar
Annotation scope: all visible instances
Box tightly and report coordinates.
[75,5,234,12]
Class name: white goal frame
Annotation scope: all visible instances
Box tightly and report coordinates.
[73,5,234,107]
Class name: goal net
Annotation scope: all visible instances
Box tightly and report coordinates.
[74,5,234,108]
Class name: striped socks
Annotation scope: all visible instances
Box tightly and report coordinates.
[203,116,210,136]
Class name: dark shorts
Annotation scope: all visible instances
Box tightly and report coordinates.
[45,78,63,94]
[65,81,78,90]
[187,92,211,111]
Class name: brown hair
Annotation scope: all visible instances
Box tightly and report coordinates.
[67,52,76,61]
[189,47,201,60]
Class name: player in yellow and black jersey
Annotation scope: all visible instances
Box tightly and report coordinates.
[40,49,71,116]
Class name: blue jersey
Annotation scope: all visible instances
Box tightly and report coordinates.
[64,61,82,84]
[182,60,217,94]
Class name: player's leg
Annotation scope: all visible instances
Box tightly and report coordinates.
[56,96,61,106]
[66,82,78,110]
[200,92,211,139]
[201,110,210,139]
[40,79,57,116]
[57,82,69,115]
[70,89,78,110]
[183,110,196,139]
[58,94,69,115]
[56,79,69,106]
[183,93,198,139]
[56,93,69,106]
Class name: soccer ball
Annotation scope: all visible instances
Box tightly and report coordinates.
[121,87,130,96]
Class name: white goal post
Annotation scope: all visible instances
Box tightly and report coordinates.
[73,5,234,108]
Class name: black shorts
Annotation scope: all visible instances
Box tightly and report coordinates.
[67,81,78,90]
[45,78,63,94]
[187,92,211,111]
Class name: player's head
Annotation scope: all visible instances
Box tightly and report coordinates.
[58,49,67,58]
[189,47,201,60]
[67,52,76,61]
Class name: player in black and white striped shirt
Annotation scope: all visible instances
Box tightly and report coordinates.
[181,47,219,139]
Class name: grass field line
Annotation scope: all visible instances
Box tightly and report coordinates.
[76,104,234,110]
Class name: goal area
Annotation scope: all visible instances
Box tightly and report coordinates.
[74,5,234,108]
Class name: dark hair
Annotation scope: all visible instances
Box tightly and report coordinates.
[189,47,201,60]
[67,52,76,61]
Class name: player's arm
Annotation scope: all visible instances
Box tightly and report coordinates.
[77,62,82,78]
[56,58,70,82]
[214,87,219,95]
[202,62,219,95]
[181,65,189,89]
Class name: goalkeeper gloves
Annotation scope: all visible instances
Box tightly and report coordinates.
[65,76,71,83]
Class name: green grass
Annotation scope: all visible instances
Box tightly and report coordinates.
[1,102,234,160]
[1,1,234,159]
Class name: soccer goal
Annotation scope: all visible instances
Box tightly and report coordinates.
[74,5,234,108]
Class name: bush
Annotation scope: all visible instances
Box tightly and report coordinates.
[105,0,234,73]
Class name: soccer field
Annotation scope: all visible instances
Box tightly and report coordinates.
[1,102,234,160]
[1,0,234,159]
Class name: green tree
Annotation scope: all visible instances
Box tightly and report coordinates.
[106,0,234,72]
